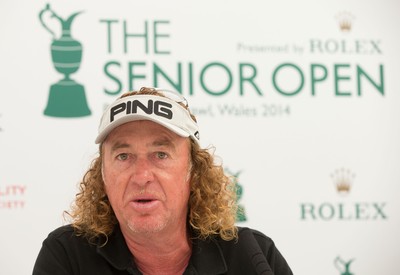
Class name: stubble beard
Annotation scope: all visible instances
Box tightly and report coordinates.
[126,215,169,235]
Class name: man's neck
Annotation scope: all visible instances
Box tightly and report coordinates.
[122,227,192,275]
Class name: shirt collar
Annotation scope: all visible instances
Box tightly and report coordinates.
[96,225,135,271]
[188,237,227,274]
[96,226,227,274]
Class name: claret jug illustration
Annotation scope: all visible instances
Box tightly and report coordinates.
[39,3,91,117]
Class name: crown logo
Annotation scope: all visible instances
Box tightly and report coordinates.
[331,168,355,194]
[335,12,355,32]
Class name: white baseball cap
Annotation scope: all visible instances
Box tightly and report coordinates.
[95,89,200,144]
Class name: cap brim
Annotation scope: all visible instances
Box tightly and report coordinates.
[95,114,190,144]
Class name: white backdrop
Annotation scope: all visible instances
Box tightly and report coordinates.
[1,0,399,274]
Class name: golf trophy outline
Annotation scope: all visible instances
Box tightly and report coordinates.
[334,256,354,275]
[39,3,91,117]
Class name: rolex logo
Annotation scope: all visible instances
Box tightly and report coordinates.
[331,168,355,194]
[335,11,355,32]
[300,168,387,221]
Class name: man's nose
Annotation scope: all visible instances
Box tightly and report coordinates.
[130,157,154,186]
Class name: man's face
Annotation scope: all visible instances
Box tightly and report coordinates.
[102,120,191,236]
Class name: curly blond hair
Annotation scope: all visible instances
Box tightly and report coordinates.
[66,88,238,243]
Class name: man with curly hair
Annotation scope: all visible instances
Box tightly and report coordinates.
[33,87,292,275]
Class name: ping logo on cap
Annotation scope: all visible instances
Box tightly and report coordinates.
[96,93,200,144]
[110,99,173,122]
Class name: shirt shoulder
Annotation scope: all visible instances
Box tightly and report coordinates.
[46,224,76,240]
[237,227,276,254]
[42,224,96,252]
[238,227,273,244]
[33,225,104,275]
[215,227,293,275]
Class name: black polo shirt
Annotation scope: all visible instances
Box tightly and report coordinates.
[33,225,292,275]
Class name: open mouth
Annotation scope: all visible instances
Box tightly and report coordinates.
[131,198,159,211]
[136,199,154,203]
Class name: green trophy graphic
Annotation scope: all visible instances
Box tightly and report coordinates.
[39,4,91,117]
[334,256,355,275]
[226,169,247,222]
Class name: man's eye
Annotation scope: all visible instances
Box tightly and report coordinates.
[156,152,168,159]
[117,153,129,161]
